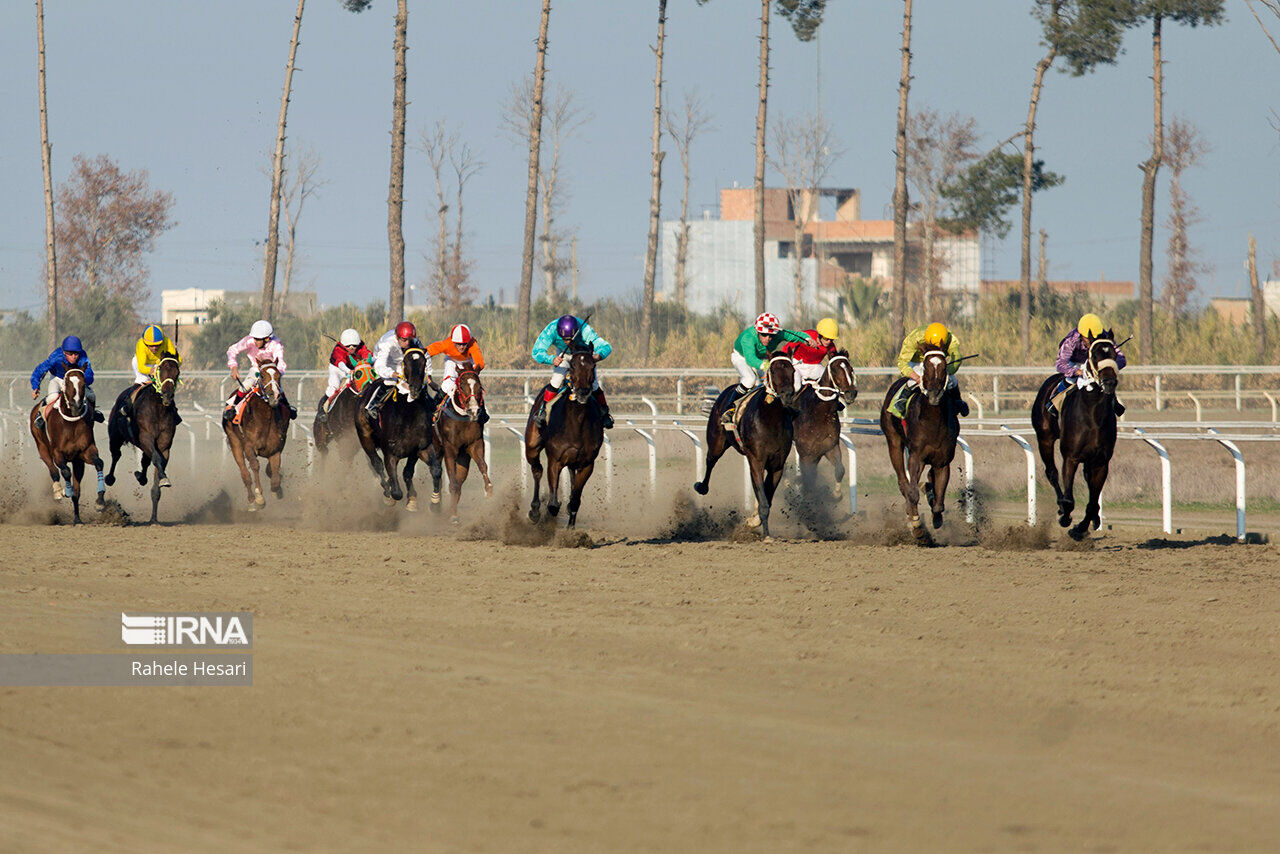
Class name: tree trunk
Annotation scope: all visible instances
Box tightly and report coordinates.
[541,193,555,299]
[639,0,667,361]
[261,0,305,323]
[1138,14,1162,362]
[890,0,913,347]
[281,212,296,307]
[452,179,465,308]
[753,0,771,317]
[675,165,691,308]
[36,0,58,346]
[1249,234,1266,359]
[792,199,805,321]
[1037,228,1048,306]
[571,235,579,302]
[386,0,408,323]
[922,223,935,320]
[519,0,552,354]
[1021,40,1056,362]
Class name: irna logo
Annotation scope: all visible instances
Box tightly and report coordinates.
[121,613,251,647]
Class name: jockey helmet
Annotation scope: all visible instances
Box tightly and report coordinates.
[143,325,165,346]
[1077,313,1104,339]
[923,322,950,348]
[556,315,580,341]
[815,317,839,340]
[394,321,417,341]
[451,323,473,346]
[250,320,273,339]
[754,313,780,335]
[60,335,83,353]
[339,328,362,347]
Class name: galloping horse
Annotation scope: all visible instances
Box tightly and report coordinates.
[314,362,375,462]
[223,359,290,510]
[105,356,180,523]
[431,368,493,523]
[879,346,960,538]
[694,355,798,539]
[30,367,105,523]
[1031,333,1121,540]
[792,349,858,493]
[524,344,604,528]
[355,346,436,509]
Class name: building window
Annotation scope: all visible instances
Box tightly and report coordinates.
[777,242,792,259]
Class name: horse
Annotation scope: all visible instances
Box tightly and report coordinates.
[431,368,493,523]
[694,355,798,539]
[105,356,180,523]
[1031,333,1121,540]
[29,367,105,524]
[354,346,437,510]
[792,350,858,494]
[524,344,605,528]
[879,346,960,538]
[314,362,375,463]
[223,360,290,510]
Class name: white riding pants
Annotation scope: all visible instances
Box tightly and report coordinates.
[792,360,826,391]
[731,350,759,390]
[131,355,149,385]
[325,364,350,397]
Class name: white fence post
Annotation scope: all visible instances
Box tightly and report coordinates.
[602,430,613,501]
[626,421,657,497]
[966,392,984,421]
[838,433,857,516]
[1000,426,1036,526]
[502,423,527,494]
[674,421,704,483]
[1186,392,1202,422]
[1207,428,1246,541]
[956,435,975,525]
[1133,427,1172,534]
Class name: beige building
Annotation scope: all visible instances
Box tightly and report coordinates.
[161,288,317,326]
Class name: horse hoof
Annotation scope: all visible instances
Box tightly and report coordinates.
[158,477,171,489]
[529,507,541,523]
[135,471,147,486]
[96,495,106,508]
[761,535,773,544]
[254,490,265,507]
[430,491,441,505]
[450,516,459,526]
[247,503,260,513]
[909,515,922,531]
[104,474,115,487]
[484,485,493,498]
[548,504,560,518]
[272,487,283,499]
[52,484,63,501]
[745,513,761,528]
[693,481,708,496]
[406,498,418,512]
[932,512,943,529]
[1068,525,1087,542]
[1058,513,1072,528]
[383,496,396,507]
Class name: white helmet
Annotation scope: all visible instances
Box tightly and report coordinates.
[250,320,274,339]
[450,323,472,346]
[339,328,361,347]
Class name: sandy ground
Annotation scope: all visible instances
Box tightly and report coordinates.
[2,435,1280,852]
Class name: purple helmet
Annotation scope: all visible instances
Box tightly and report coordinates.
[556,315,580,341]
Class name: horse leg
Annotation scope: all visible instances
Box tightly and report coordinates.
[1037,432,1064,509]
[69,459,84,524]
[745,456,768,531]
[384,453,403,503]
[546,457,565,518]
[929,464,951,530]
[226,433,255,507]
[426,447,443,510]
[566,462,595,528]
[403,453,419,511]
[527,444,545,522]
[472,438,493,498]
[246,448,266,507]
[1070,460,1108,541]
[447,449,469,524]
[758,463,785,540]
[90,450,105,509]
[268,452,284,499]
[105,426,123,487]
[694,425,729,495]
[905,452,926,537]
[824,442,846,483]
[1058,455,1080,528]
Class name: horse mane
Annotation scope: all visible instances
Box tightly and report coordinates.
[834,348,850,359]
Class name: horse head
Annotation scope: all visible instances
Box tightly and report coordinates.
[400,347,428,401]
[1087,333,1120,396]
[764,354,798,408]
[256,360,282,407]
[455,370,483,419]
[827,350,858,405]
[154,356,180,408]
[920,347,949,406]
[567,345,597,404]
[61,368,87,418]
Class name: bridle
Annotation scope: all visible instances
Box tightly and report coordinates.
[452,371,483,416]
[566,349,596,404]
[814,354,855,402]
[399,347,427,401]
[920,348,948,401]
[57,369,87,421]
[152,356,180,399]
[1086,338,1119,382]
[764,353,791,401]
[255,363,282,403]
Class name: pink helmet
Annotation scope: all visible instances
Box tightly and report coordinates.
[450,323,472,346]
[754,313,781,335]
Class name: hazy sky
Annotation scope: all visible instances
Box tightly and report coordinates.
[1,0,1276,318]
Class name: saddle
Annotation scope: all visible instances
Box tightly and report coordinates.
[231,391,254,426]
[434,395,472,426]
[723,386,765,433]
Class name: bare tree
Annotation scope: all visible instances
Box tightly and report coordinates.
[262,0,306,322]
[663,90,713,310]
[36,0,58,344]
[1249,234,1267,358]
[905,108,978,319]
[1161,116,1209,314]
[420,121,454,304]
[516,0,551,353]
[639,0,668,361]
[770,112,841,321]
[448,138,483,310]
[279,147,326,308]
[418,122,482,310]
[1245,0,1280,53]
[891,0,913,344]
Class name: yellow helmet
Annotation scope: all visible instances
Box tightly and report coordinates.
[815,317,839,340]
[143,324,165,346]
[1077,313,1104,339]
[923,322,950,348]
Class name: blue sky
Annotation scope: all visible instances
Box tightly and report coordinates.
[0,0,1276,317]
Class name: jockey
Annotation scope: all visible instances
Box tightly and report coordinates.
[886,322,969,419]
[1048,313,1127,417]
[722,313,808,424]
[122,324,182,422]
[223,319,295,423]
[317,328,372,423]
[781,316,844,408]
[426,323,488,423]
[531,314,613,429]
[31,335,102,430]
[365,320,427,417]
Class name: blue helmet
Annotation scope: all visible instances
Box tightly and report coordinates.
[556,315,580,341]
[60,335,83,353]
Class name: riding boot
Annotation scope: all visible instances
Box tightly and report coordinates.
[365,385,390,419]
[34,412,46,431]
[949,385,970,417]
[1114,399,1126,417]
[836,398,846,412]
[720,384,747,426]
[887,384,910,420]
[478,407,490,426]
[316,395,330,424]
[87,388,104,422]
[534,387,557,428]
[222,406,235,425]
[592,388,614,429]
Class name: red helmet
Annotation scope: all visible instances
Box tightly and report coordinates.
[395,321,417,340]
[450,323,472,346]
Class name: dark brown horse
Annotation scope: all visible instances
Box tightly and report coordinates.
[30,367,105,524]
[105,356,180,523]
[314,363,374,463]
[879,346,960,538]
[792,350,858,492]
[431,369,493,523]
[223,360,290,510]
[524,344,604,528]
[1031,334,1121,540]
[694,355,798,539]
[355,346,436,509]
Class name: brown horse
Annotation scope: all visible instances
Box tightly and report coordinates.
[1031,334,1121,540]
[694,355,798,539]
[314,363,375,463]
[355,346,436,509]
[30,367,105,524]
[223,360,290,510]
[792,350,858,492]
[105,356,180,523]
[431,369,493,523]
[879,346,960,538]
[524,344,605,528]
